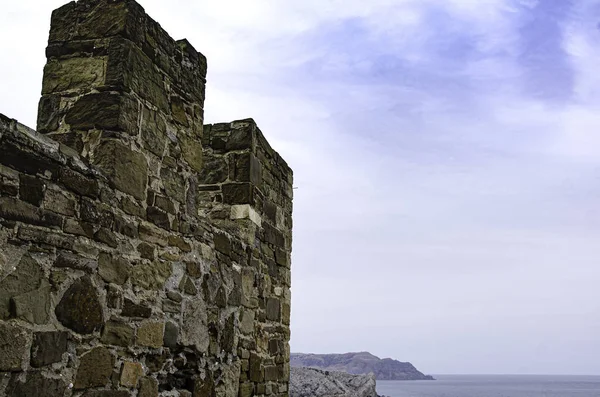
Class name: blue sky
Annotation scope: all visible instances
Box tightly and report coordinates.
[1,0,600,375]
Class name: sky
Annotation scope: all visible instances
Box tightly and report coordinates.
[1,0,600,376]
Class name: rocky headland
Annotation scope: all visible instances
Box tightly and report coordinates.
[290,367,378,397]
[290,352,435,381]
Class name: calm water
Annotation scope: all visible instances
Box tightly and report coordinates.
[377,375,600,397]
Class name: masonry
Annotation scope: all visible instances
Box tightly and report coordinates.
[0,1,293,396]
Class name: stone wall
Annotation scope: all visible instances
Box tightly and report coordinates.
[0,1,293,396]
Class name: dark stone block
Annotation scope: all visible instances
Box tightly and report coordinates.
[19,174,46,206]
[0,322,30,371]
[222,183,254,205]
[147,206,170,230]
[101,319,134,347]
[93,140,148,200]
[94,227,119,248]
[65,92,121,131]
[37,94,61,133]
[213,233,231,255]
[58,167,99,198]
[226,125,254,150]
[0,140,60,178]
[122,298,152,318]
[263,201,277,224]
[114,214,139,238]
[30,331,68,367]
[198,156,228,184]
[74,346,115,389]
[81,391,132,397]
[263,222,285,247]
[55,276,104,334]
[81,197,114,228]
[163,321,179,348]
[0,254,44,319]
[98,252,131,285]
[234,153,261,185]
[54,251,97,272]
[6,371,67,397]
[266,298,281,322]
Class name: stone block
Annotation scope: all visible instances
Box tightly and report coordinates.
[120,361,144,388]
[101,319,135,347]
[137,321,165,348]
[93,139,148,200]
[55,276,104,334]
[131,260,172,290]
[6,371,67,397]
[222,183,254,205]
[0,254,44,319]
[74,347,115,389]
[122,298,152,318]
[19,174,46,206]
[42,57,106,94]
[30,331,68,368]
[0,322,30,371]
[0,197,63,229]
[139,377,159,397]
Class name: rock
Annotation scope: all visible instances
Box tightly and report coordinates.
[163,321,179,348]
[6,371,68,397]
[74,346,115,389]
[55,276,104,334]
[81,391,131,397]
[0,322,30,371]
[120,361,144,387]
[12,280,52,324]
[138,376,159,397]
[54,251,97,272]
[290,352,435,381]
[101,319,135,347]
[179,133,203,173]
[160,167,185,203]
[30,331,68,367]
[98,252,132,285]
[290,367,377,397]
[180,299,208,352]
[93,139,148,200]
[0,254,44,319]
[121,298,152,318]
[137,321,164,348]
[131,260,172,290]
[266,298,281,322]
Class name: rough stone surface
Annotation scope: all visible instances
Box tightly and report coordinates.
[74,347,115,389]
[290,367,377,397]
[55,276,104,334]
[120,361,144,387]
[0,322,30,371]
[30,331,68,367]
[0,1,293,396]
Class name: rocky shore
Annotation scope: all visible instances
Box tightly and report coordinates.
[290,367,378,397]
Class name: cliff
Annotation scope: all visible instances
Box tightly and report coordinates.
[290,367,378,397]
[290,352,434,381]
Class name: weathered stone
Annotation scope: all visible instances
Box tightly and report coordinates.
[101,320,135,347]
[106,284,123,309]
[65,92,138,133]
[74,347,115,389]
[266,298,281,322]
[12,281,52,324]
[168,235,191,252]
[121,361,144,387]
[0,254,43,319]
[137,321,165,348]
[19,174,46,206]
[179,275,197,295]
[179,134,203,173]
[55,251,97,272]
[0,322,30,371]
[139,376,159,397]
[0,197,63,229]
[147,206,170,229]
[163,321,179,349]
[141,107,167,157]
[30,331,68,368]
[95,227,119,248]
[197,155,227,184]
[139,222,169,247]
[63,218,95,238]
[122,298,152,318]
[58,167,100,197]
[44,187,76,216]
[42,57,106,94]
[6,371,67,397]
[121,196,145,218]
[55,276,104,334]
[221,183,254,205]
[160,167,185,203]
[114,215,139,238]
[193,373,215,397]
[137,242,156,260]
[240,309,255,335]
[98,252,132,285]
[131,260,172,290]
[180,299,209,352]
[213,233,231,255]
[185,261,202,278]
[94,140,148,200]
[234,153,261,185]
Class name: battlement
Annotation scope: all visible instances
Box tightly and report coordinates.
[0,1,292,396]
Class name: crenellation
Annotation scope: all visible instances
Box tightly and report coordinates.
[0,1,292,396]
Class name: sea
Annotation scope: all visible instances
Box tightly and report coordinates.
[377,375,600,397]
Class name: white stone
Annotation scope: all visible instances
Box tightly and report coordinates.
[230,204,261,227]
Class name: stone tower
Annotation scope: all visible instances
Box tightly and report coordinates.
[0,0,293,396]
